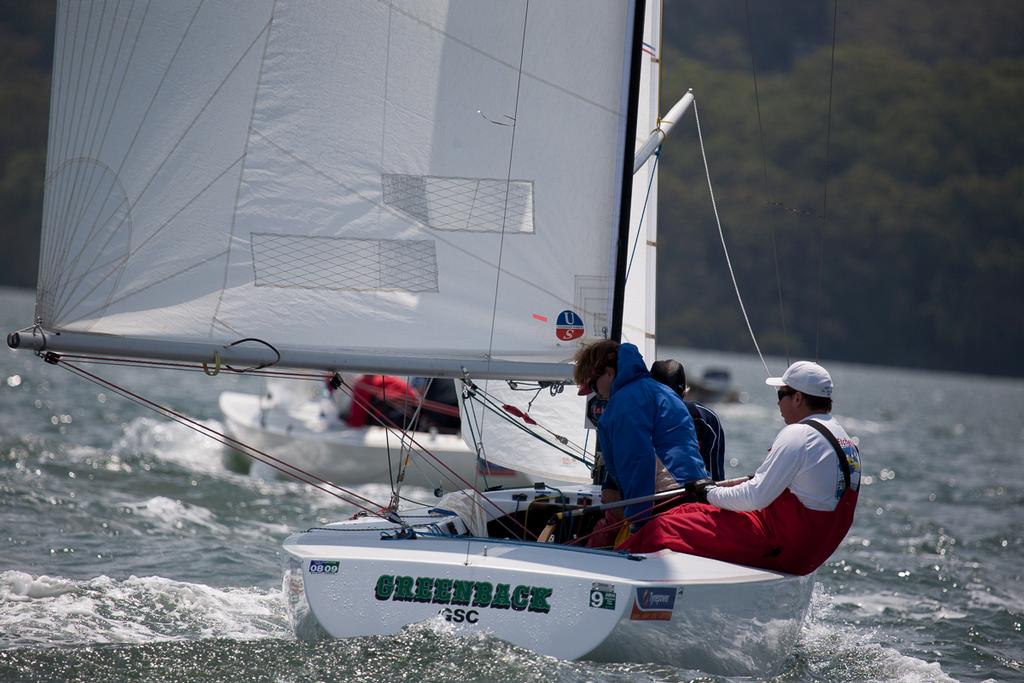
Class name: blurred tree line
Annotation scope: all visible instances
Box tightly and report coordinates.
[0,1,1021,375]
[657,0,1023,376]
[0,2,52,292]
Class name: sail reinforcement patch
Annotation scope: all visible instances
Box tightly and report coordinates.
[382,174,534,233]
[250,233,438,292]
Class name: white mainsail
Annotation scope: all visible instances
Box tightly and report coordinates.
[28,1,643,379]
[459,1,661,483]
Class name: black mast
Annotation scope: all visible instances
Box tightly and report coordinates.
[609,0,647,343]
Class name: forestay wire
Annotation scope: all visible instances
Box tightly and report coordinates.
[692,101,771,376]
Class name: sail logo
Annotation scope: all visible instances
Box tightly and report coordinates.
[555,310,585,341]
[374,575,552,614]
[629,586,676,621]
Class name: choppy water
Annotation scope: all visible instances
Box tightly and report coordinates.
[1,287,1021,682]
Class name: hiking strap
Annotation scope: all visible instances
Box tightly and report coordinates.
[806,419,852,491]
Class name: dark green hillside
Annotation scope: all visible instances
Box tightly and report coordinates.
[656,0,1024,375]
[0,1,1021,375]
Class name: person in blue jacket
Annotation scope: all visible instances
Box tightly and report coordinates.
[574,340,709,530]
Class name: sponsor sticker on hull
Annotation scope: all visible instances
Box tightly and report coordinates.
[589,582,617,610]
[630,586,676,621]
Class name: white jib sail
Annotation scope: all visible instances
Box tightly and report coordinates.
[34,1,640,377]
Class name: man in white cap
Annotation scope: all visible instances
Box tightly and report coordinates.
[622,360,861,575]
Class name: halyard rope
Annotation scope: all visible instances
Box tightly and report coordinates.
[693,100,771,377]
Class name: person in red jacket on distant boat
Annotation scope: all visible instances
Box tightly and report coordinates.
[623,360,862,576]
[346,375,421,428]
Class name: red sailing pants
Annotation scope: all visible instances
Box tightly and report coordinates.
[622,488,859,575]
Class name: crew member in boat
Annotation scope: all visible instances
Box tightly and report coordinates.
[623,361,862,576]
[345,374,421,428]
[650,359,726,481]
[573,341,709,545]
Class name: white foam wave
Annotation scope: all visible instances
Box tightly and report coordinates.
[119,496,228,534]
[0,570,288,646]
[116,416,230,474]
[802,585,957,682]
[838,589,969,620]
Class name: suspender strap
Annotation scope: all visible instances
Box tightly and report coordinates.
[806,419,852,491]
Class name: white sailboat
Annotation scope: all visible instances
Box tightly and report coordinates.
[217,376,531,490]
[9,1,813,675]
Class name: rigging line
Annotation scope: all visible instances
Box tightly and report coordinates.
[566,488,691,548]
[382,375,397,506]
[330,379,468,494]
[693,101,771,377]
[744,0,790,366]
[467,390,591,464]
[467,379,587,454]
[391,376,433,504]
[458,389,538,541]
[57,361,387,515]
[335,379,503,498]
[624,149,659,283]
[483,0,529,379]
[54,354,327,380]
[472,0,532,569]
[816,0,840,362]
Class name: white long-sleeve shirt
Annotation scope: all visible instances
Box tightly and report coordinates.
[707,414,860,512]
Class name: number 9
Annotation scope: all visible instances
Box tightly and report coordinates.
[589,590,604,608]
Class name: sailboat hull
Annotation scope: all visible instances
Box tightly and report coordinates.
[219,390,528,489]
[281,488,814,676]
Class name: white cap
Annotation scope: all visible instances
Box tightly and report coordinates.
[765,361,833,398]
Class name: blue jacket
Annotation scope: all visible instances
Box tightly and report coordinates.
[597,344,708,522]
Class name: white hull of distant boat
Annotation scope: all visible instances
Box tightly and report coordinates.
[282,485,814,676]
[219,390,529,490]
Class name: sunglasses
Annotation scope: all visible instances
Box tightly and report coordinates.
[777,387,797,402]
[577,367,611,396]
